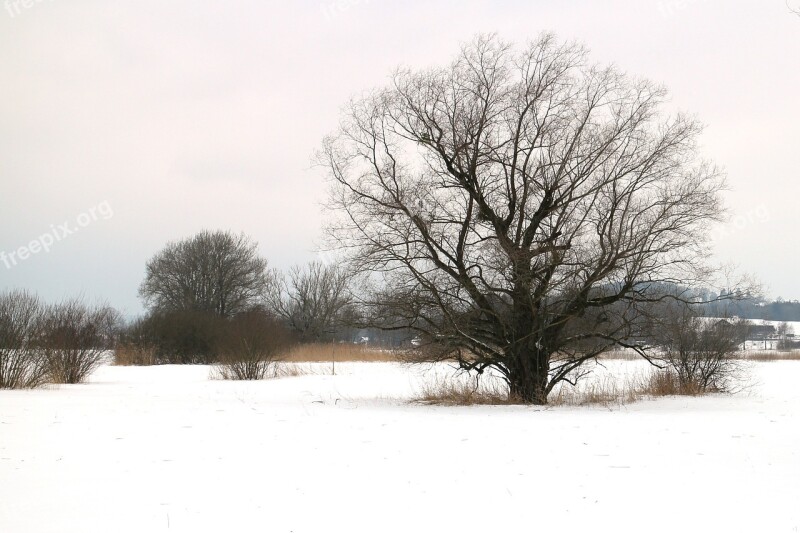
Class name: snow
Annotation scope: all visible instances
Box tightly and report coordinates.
[747,319,800,330]
[702,317,800,332]
[1,361,799,533]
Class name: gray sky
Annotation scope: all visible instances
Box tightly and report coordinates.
[1,0,798,316]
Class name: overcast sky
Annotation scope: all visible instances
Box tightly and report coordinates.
[1,0,798,316]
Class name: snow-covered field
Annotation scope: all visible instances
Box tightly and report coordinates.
[1,361,799,533]
[748,319,800,331]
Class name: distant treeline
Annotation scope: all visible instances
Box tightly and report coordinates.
[704,296,800,322]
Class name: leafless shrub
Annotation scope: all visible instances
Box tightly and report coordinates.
[40,299,119,384]
[653,308,748,393]
[213,310,294,380]
[127,310,226,364]
[0,290,48,389]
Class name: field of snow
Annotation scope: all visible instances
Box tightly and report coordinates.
[2,361,799,533]
[753,319,800,329]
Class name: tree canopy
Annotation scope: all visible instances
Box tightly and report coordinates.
[321,34,726,404]
[139,230,269,318]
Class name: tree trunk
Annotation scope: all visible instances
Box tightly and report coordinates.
[506,350,550,405]
[506,276,550,404]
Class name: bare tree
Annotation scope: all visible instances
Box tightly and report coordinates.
[140,230,270,318]
[653,308,748,393]
[40,299,119,384]
[266,261,352,341]
[776,321,794,351]
[214,309,294,380]
[320,34,729,404]
[0,290,48,389]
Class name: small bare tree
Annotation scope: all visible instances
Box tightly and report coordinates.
[40,299,119,384]
[653,307,748,393]
[776,321,794,351]
[266,261,352,341]
[214,310,293,380]
[140,230,269,318]
[0,290,48,389]
[320,34,731,404]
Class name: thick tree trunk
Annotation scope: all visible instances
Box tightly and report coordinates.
[506,350,550,405]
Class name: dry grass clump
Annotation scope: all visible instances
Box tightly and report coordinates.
[599,349,800,363]
[549,376,640,406]
[210,362,330,381]
[596,349,642,361]
[113,344,157,366]
[415,375,641,407]
[284,343,398,363]
[414,376,517,406]
[413,366,733,407]
[744,351,800,362]
[275,363,311,378]
[275,363,334,378]
[635,369,705,396]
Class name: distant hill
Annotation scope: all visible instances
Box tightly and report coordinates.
[632,282,800,322]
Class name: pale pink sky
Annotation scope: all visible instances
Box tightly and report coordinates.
[1,0,798,314]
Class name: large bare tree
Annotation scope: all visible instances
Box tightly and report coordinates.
[140,230,269,318]
[320,34,727,404]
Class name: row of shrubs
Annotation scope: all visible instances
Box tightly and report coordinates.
[1,289,299,389]
[0,290,118,388]
[117,308,295,379]
[118,308,291,366]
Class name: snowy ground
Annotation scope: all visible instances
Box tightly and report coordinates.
[748,319,800,331]
[1,361,799,533]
